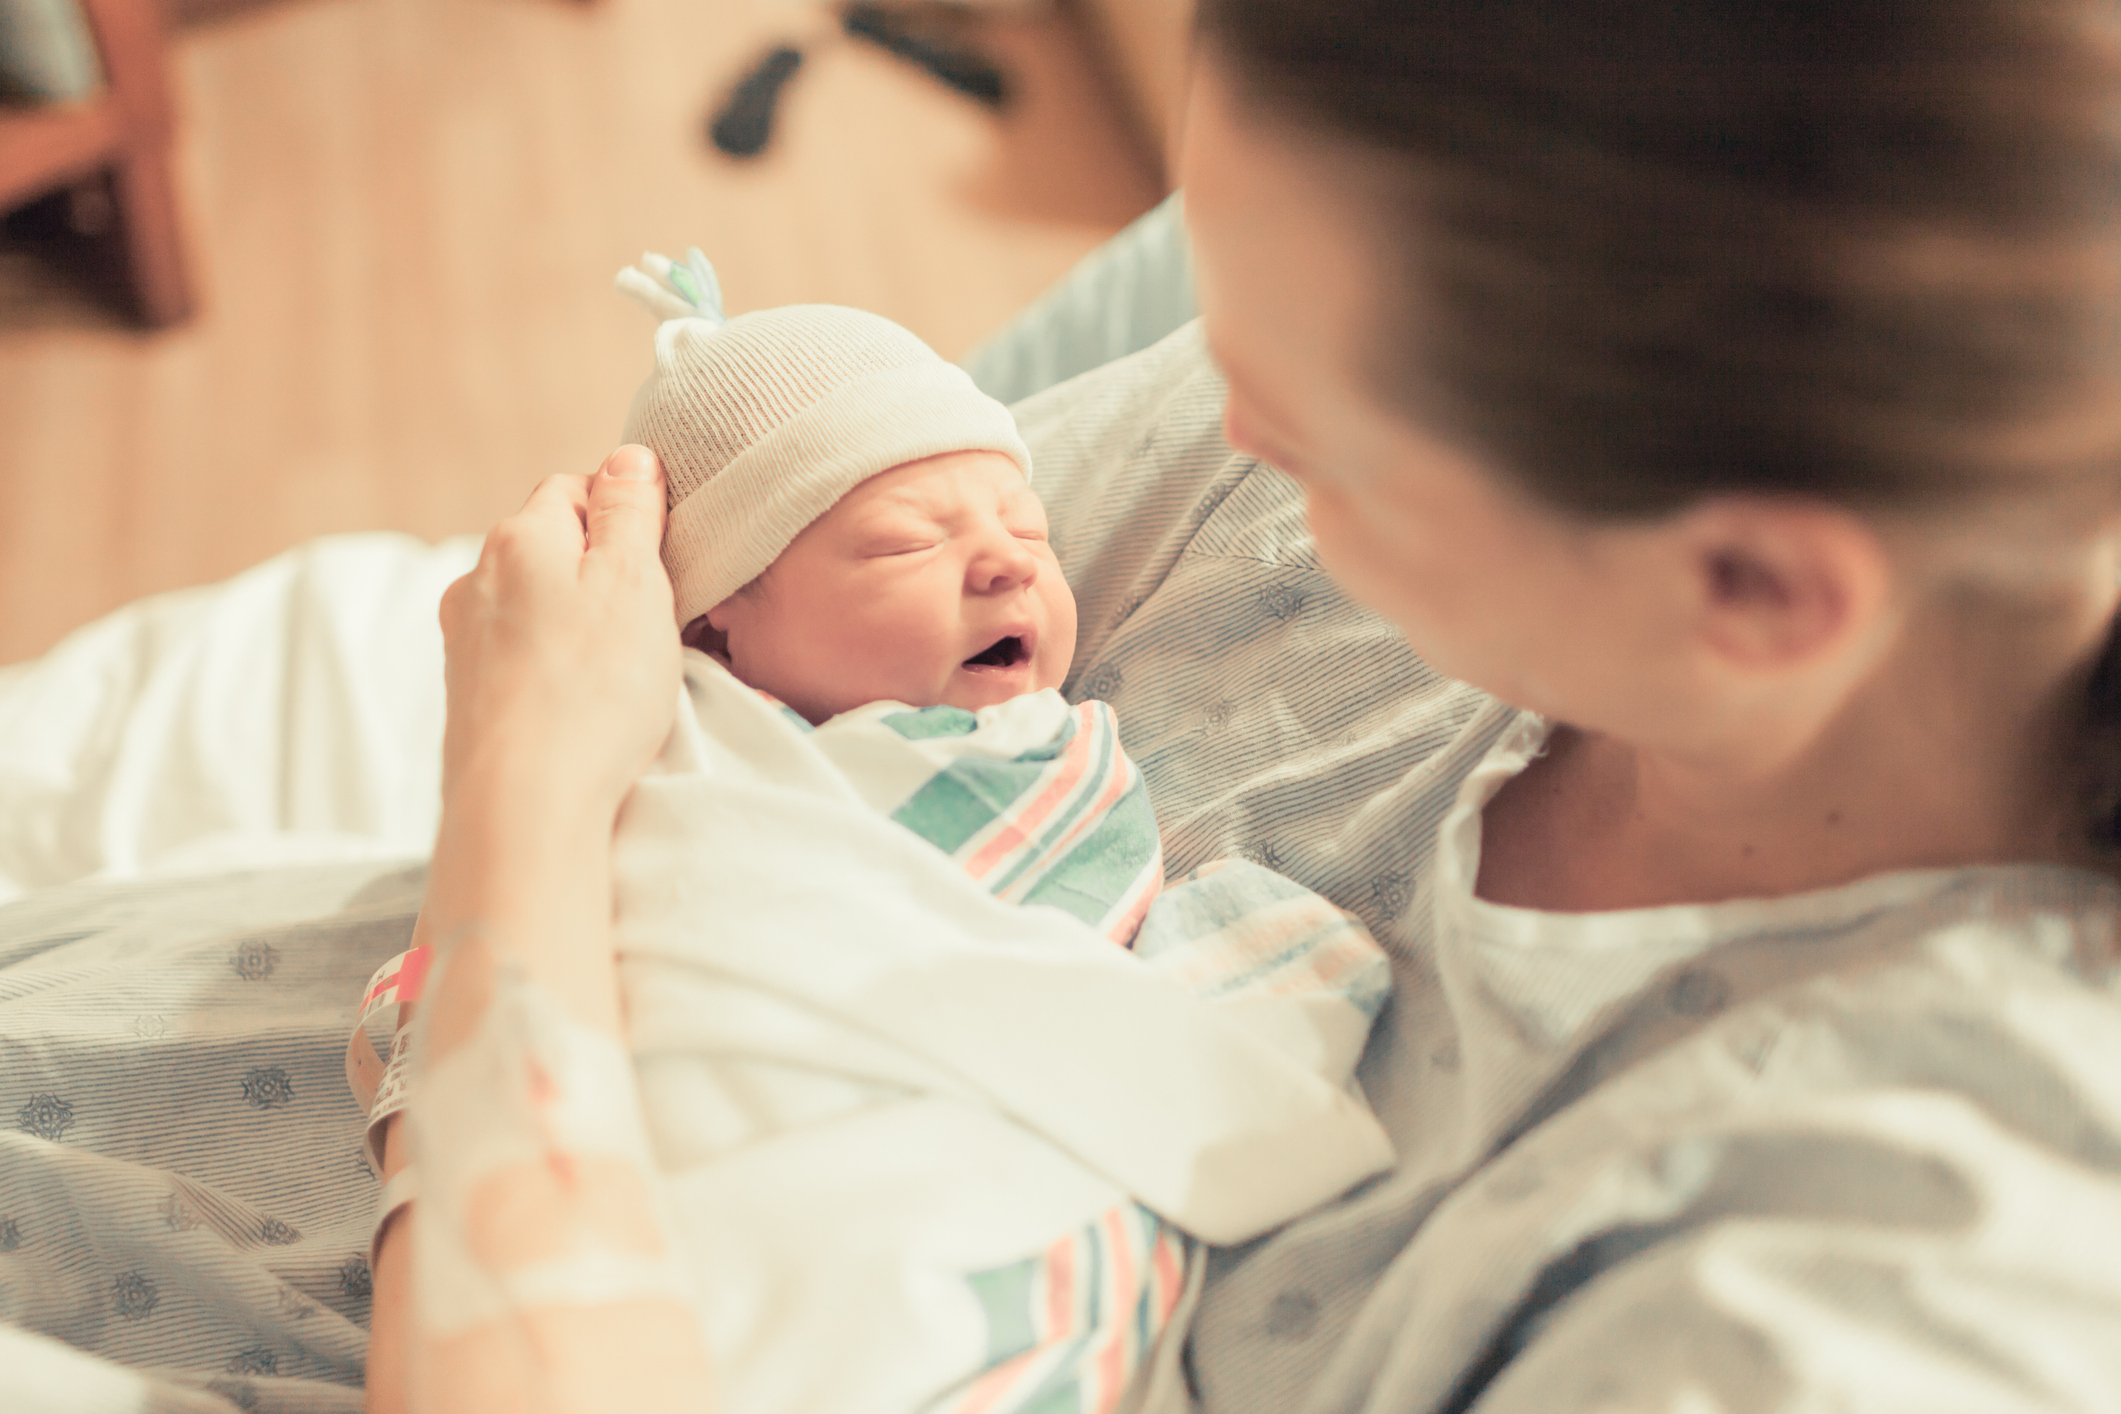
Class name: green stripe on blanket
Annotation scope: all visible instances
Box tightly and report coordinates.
[797,697,1162,942]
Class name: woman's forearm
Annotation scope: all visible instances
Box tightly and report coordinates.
[369,768,715,1414]
[418,763,625,1049]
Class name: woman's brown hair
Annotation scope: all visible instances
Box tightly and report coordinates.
[1198,0,2121,844]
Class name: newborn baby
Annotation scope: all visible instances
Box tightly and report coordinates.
[355,253,1395,1414]
[617,247,1166,945]
[621,248,1075,725]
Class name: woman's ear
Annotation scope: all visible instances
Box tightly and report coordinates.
[1677,498,1893,672]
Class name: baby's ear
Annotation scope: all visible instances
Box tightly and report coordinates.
[681,614,731,661]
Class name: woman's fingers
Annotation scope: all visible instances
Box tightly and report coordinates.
[493,474,595,568]
[585,446,668,570]
[522,470,595,519]
[434,446,678,821]
[469,454,659,601]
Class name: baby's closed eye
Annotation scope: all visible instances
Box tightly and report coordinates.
[854,520,946,556]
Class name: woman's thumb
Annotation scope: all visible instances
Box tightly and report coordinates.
[586,444,667,560]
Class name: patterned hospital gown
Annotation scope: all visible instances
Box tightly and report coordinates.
[0,863,421,1413]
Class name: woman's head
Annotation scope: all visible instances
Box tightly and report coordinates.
[1185,0,2121,822]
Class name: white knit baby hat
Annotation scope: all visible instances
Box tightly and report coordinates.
[616,249,1034,629]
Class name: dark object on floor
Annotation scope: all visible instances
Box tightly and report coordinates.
[841,3,1008,108]
[710,45,806,159]
[707,4,1010,163]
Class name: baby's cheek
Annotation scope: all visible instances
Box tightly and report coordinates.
[1043,586,1080,689]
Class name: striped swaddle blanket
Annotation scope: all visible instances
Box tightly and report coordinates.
[785,687,1388,1414]
[805,695,1166,948]
[599,655,1393,1414]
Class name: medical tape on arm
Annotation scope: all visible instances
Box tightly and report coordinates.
[408,952,693,1339]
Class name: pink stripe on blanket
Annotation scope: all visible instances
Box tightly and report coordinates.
[997,715,1138,903]
[1092,1206,1136,1410]
[962,704,1101,880]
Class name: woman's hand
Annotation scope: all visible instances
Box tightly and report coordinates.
[437,445,680,825]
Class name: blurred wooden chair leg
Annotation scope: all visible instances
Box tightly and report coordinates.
[108,140,192,325]
[75,0,197,326]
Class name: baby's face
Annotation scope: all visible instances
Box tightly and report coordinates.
[705,450,1078,723]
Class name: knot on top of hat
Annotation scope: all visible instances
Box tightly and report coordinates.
[616,248,727,327]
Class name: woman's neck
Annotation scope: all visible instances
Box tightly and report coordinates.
[1479,581,2120,913]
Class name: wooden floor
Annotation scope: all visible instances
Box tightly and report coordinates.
[0,0,1161,665]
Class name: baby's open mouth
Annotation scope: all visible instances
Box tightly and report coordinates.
[963,636,1027,669]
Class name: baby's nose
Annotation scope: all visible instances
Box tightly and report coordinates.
[971,532,1038,591]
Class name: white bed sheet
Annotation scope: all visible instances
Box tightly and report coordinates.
[0,533,476,908]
